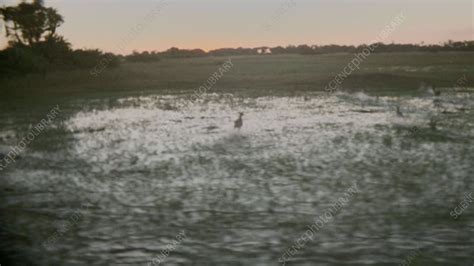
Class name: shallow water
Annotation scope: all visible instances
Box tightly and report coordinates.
[1,91,473,265]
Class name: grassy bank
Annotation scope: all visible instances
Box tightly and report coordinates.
[1,52,473,100]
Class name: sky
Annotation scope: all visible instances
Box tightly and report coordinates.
[0,0,472,54]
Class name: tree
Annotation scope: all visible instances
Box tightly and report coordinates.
[0,0,64,46]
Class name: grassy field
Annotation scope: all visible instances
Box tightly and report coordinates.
[1,52,473,100]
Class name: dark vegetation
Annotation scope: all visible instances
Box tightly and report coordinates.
[0,0,119,79]
[125,41,474,62]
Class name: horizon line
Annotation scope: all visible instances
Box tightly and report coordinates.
[113,39,473,55]
[2,39,471,56]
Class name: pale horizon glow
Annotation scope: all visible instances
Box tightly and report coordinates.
[0,0,472,54]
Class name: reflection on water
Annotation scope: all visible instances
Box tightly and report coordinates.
[1,92,473,265]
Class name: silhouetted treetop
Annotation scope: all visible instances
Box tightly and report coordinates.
[0,1,119,78]
[1,0,63,46]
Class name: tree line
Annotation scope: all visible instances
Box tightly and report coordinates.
[125,40,474,62]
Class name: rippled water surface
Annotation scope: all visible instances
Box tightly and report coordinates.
[1,92,473,265]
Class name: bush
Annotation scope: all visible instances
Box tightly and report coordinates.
[0,42,121,79]
[32,35,73,69]
[72,49,117,68]
[0,46,49,79]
